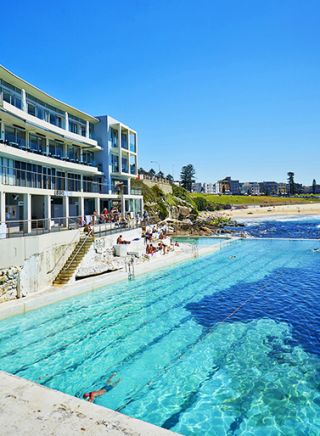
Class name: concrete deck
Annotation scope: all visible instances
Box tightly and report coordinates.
[0,371,177,435]
[0,238,234,321]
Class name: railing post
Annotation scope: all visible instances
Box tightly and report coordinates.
[45,195,51,231]
[23,193,31,234]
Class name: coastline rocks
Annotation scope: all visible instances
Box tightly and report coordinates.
[0,267,21,303]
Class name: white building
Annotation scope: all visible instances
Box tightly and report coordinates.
[0,65,143,236]
[203,183,215,194]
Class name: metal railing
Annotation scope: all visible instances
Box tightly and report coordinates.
[62,229,94,272]
[0,138,96,167]
[0,164,142,196]
[0,214,142,239]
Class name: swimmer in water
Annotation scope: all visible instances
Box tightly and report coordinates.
[228,255,236,260]
[312,248,320,253]
[83,372,120,402]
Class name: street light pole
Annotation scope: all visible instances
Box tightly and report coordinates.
[150,161,160,173]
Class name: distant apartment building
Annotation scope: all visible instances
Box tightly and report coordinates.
[203,183,215,194]
[192,182,203,193]
[0,65,143,236]
[241,182,260,196]
[277,183,287,195]
[215,177,240,195]
[259,181,278,196]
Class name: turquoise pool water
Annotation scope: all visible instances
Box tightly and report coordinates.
[173,236,227,247]
[0,239,320,435]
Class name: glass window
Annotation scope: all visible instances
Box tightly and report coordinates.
[129,133,136,152]
[122,156,129,173]
[111,154,119,172]
[111,129,118,147]
[28,103,36,116]
[4,126,15,143]
[121,132,128,149]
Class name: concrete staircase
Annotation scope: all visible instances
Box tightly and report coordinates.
[53,234,94,285]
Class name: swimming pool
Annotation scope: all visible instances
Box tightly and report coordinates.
[0,239,319,435]
[173,236,227,247]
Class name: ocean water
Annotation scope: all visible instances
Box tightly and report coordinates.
[229,215,320,239]
[0,238,319,435]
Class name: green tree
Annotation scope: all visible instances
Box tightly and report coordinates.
[287,172,295,195]
[180,164,196,192]
[312,179,317,195]
[166,174,174,182]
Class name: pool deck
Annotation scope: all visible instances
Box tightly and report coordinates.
[0,371,177,435]
[0,238,234,321]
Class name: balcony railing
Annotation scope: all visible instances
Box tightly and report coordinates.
[0,139,97,168]
[0,165,102,193]
[0,215,141,239]
[0,165,143,196]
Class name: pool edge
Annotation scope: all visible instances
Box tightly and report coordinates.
[0,238,236,321]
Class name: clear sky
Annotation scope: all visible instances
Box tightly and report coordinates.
[2,0,320,184]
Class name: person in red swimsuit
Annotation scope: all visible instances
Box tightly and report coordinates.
[83,372,120,402]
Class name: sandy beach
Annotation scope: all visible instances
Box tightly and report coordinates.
[200,202,320,220]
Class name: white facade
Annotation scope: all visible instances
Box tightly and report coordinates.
[203,183,215,194]
[0,65,143,237]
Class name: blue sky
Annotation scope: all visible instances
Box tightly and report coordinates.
[2,0,320,184]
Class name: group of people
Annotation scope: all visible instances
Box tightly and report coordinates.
[80,208,141,234]
[144,224,172,256]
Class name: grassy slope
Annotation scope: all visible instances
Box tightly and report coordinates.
[191,193,320,207]
[132,179,198,220]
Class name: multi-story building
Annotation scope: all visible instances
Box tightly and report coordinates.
[203,183,215,194]
[0,65,143,236]
[215,177,240,195]
[192,182,203,193]
[259,181,278,196]
[240,182,260,196]
[277,183,287,195]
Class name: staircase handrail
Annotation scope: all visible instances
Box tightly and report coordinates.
[63,230,94,272]
[48,230,81,275]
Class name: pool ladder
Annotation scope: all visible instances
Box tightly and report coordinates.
[126,255,135,280]
[192,244,199,258]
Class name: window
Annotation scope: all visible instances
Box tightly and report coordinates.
[82,150,94,165]
[26,93,65,128]
[122,156,129,173]
[121,132,128,149]
[111,154,119,172]
[129,133,136,152]
[29,134,46,152]
[130,155,136,175]
[111,128,118,147]
[68,115,87,137]
[67,173,81,191]
[69,121,78,134]
[49,140,64,158]
[4,125,26,147]
[0,80,22,109]
[27,103,36,116]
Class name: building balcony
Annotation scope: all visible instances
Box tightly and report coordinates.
[0,140,101,175]
[1,100,100,149]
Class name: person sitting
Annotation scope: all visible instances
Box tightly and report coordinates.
[146,243,155,255]
[117,234,130,244]
[83,373,120,403]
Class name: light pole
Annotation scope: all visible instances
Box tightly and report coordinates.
[150,160,160,174]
